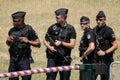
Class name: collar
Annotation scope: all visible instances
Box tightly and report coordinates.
[97,24,106,30]
[84,27,91,33]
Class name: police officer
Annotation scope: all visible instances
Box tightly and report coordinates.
[6,11,41,80]
[93,11,118,80]
[79,16,96,80]
[43,8,76,80]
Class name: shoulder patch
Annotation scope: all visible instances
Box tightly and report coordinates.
[112,33,116,39]
[52,25,57,30]
[87,34,91,39]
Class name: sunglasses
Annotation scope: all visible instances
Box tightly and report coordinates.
[80,22,88,25]
[96,19,104,21]
[13,19,20,22]
[56,16,61,19]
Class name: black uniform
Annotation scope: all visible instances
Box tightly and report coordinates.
[79,28,97,63]
[8,24,38,80]
[93,24,116,80]
[79,28,97,80]
[45,23,76,80]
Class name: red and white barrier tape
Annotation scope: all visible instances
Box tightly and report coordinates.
[0,65,79,78]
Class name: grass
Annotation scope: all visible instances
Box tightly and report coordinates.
[0,0,120,80]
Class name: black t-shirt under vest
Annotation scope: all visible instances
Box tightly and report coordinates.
[45,23,76,59]
[93,24,116,62]
[8,24,38,56]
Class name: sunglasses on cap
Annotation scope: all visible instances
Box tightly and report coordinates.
[96,18,104,21]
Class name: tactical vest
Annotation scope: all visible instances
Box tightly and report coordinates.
[94,25,113,62]
[96,27,111,50]
[9,25,31,57]
[46,23,72,58]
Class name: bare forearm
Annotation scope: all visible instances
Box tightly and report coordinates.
[82,43,95,58]
[83,48,93,57]
[29,39,41,48]
[62,42,74,49]
[43,39,51,49]
[106,41,118,54]
[62,39,76,49]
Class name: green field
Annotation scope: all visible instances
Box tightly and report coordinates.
[0,0,120,80]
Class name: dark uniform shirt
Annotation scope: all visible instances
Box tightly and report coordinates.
[8,24,38,58]
[93,24,116,62]
[45,23,76,59]
[79,28,97,62]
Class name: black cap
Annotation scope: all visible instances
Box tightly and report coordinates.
[55,8,68,16]
[96,10,106,19]
[12,11,26,19]
[80,16,90,23]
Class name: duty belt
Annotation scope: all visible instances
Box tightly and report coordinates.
[12,51,28,59]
